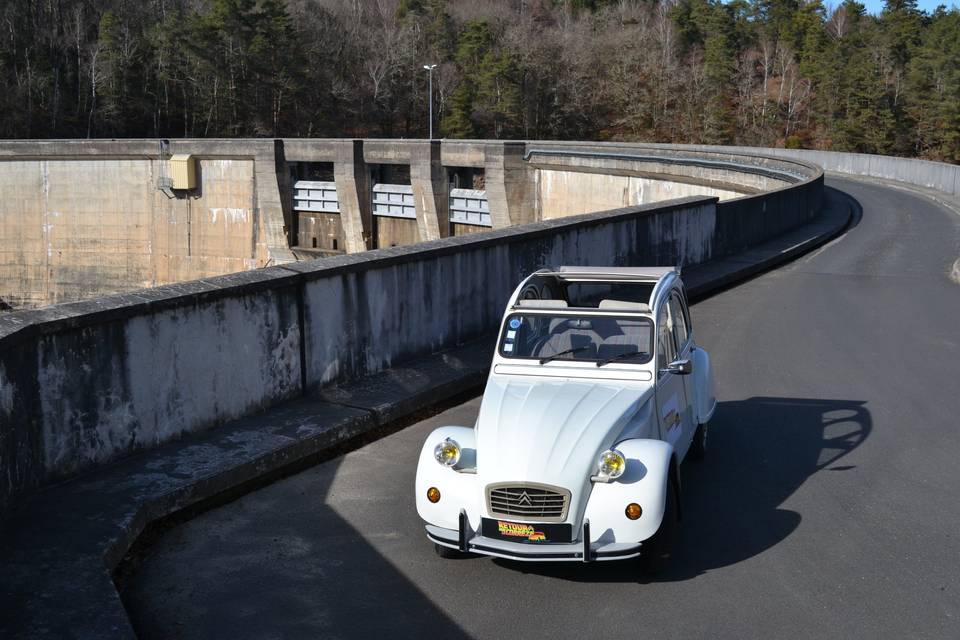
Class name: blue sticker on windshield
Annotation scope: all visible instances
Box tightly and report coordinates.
[509,318,521,329]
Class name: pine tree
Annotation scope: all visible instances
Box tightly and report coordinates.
[249,0,303,135]
[475,50,523,139]
[441,20,492,138]
[94,11,124,135]
[905,8,960,160]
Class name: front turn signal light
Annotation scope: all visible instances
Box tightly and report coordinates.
[427,487,441,503]
[625,503,642,520]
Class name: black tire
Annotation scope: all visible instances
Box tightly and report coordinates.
[434,543,470,559]
[639,474,679,575]
[689,422,708,461]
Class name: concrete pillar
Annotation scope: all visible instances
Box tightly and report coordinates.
[255,140,296,264]
[483,142,537,228]
[333,140,372,253]
[410,141,449,240]
[273,139,298,248]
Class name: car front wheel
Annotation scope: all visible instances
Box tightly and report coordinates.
[638,475,679,575]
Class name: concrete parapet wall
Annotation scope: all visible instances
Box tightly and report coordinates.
[0,180,821,515]
[526,141,821,181]
[758,148,960,198]
[583,142,960,199]
[0,268,304,517]
[714,174,823,255]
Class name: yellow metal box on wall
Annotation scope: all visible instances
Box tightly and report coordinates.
[170,154,197,189]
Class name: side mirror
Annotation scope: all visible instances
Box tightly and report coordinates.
[662,358,693,376]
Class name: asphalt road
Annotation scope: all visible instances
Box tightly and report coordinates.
[122,177,960,640]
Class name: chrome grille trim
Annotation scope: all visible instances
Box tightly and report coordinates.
[485,482,571,522]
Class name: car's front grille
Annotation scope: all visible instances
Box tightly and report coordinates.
[486,483,571,522]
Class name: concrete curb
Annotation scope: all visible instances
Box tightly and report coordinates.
[0,191,853,639]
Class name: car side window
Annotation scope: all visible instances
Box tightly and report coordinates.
[669,292,689,351]
[657,304,677,379]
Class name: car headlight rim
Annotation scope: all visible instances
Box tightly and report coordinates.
[434,437,461,467]
[597,448,626,479]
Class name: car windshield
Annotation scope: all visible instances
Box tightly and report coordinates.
[499,313,654,365]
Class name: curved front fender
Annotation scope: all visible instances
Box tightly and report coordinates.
[415,426,482,531]
[582,438,674,544]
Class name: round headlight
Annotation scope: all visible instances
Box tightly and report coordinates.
[598,449,626,479]
[434,438,461,467]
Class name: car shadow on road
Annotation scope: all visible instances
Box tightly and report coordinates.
[121,451,475,639]
[493,396,871,583]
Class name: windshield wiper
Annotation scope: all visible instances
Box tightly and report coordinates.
[539,346,591,364]
[596,350,646,367]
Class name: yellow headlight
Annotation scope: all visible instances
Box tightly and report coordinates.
[434,438,461,467]
[598,449,626,479]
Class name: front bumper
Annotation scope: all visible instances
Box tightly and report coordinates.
[425,518,642,563]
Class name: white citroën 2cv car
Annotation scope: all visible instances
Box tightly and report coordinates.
[415,266,715,572]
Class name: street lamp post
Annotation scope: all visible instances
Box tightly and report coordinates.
[423,64,437,139]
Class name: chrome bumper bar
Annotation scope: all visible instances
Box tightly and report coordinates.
[425,523,643,563]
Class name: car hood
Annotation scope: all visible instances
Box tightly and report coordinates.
[475,376,654,494]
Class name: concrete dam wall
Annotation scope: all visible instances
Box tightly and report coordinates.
[0,139,292,310]
[537,170,744,220]
[1,157,260,308]
[0,139,816,310]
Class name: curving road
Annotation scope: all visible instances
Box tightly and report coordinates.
[122,177,960,639]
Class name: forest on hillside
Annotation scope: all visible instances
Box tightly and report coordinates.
[1,0,958,162]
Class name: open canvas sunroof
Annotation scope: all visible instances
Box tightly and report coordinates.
[549,266,678,281]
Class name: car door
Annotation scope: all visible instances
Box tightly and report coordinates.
[655,294,695,460]
[669,290,698,455]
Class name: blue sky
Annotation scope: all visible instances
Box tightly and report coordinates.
[854,0,957,14]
